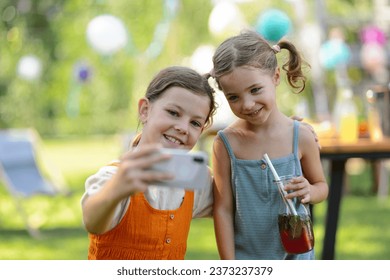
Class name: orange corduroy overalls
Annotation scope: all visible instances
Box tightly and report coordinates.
[88,190,194,260]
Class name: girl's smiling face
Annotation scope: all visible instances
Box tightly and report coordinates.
[138,86,211,150]
[218,66,280,125]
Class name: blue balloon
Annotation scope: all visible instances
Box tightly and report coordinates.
[319,40,351,69]
[255,9,292,42]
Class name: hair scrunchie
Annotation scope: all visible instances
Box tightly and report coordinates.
[272,44,281,54]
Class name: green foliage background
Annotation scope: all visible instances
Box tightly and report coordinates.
[1,0,215,136]
[0,0,374,137]
[0,0,388,261]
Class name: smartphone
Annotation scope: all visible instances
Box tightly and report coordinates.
[149,148,209,190]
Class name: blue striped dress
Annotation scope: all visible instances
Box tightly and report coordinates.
[217,120,314,260]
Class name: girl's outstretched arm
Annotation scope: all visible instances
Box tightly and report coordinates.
[212,136,235,259]
[82,144,173,234]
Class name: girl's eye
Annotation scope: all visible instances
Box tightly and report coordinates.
[227,95,238,102]
[250,87,261,94]
[191,120,203,128]
[167,109,179,117]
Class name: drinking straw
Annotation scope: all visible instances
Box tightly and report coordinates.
[263,153,297,215]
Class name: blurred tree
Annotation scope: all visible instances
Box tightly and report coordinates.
[0,0,376,136]
[0,0,215,136]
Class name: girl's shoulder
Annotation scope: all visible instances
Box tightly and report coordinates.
[220,122,252,139]
[216,126,245,149]
[298,123,319,151]
[298,122,316,139]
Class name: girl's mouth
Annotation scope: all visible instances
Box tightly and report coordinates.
[164,134,184,145]
[247,107,262,117]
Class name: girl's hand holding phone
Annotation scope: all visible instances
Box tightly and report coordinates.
[110,144,174,199]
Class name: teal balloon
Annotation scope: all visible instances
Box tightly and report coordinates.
[319,40,351,69]
[255,9,292,42]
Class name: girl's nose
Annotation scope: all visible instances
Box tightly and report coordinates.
[174,123,189,135]
[242,97,255,111]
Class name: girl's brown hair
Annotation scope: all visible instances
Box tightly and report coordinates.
[132,66,217,147]
[211,30,308,93]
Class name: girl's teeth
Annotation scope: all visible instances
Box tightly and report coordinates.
[166,135,181,144]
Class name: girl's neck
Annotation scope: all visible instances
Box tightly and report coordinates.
[227,111,294,161]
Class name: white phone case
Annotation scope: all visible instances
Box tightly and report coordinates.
[150,148,209,190]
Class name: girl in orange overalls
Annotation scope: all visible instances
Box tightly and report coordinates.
[81,66,217,259]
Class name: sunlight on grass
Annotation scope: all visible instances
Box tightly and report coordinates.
[0,191,83,229]
[42,135,122,185]
[1,136,389,260]
[186,218,219,260]
[336,196,390,259]
[312,201,326,260]
[0,228,89,259]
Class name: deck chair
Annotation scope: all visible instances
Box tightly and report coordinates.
[0,128,66,237]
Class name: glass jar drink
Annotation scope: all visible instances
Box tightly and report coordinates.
[276,175,314,254]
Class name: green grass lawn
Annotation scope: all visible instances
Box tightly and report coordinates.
[0,135,389,260]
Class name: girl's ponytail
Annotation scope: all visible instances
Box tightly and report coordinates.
[278,40,309,93]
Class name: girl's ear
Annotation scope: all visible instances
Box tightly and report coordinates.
[138,98,150,124]
[274,67,281,86]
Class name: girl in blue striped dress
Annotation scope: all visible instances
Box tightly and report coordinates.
[209,30,329,260]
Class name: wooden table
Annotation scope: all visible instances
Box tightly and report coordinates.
[319,137,390,259]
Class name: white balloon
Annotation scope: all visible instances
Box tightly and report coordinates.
[17,55,42,81]
[86,14,128,55]
[208,2,247,36]
[190,45,215,74]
